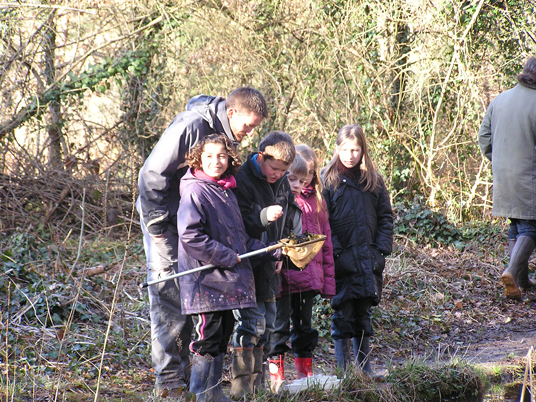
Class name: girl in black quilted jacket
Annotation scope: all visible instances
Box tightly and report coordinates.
[322,124,393,377]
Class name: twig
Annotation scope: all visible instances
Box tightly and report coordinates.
[530,347,534,402]
[44,187,70,225]
[4,282,10,402]
[93,180,138,401]
[0,3,98,14]
[520,346,532,402]
[69,188,86,276]
[83,264,117,277]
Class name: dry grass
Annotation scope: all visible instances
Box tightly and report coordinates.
[2,176,536,401]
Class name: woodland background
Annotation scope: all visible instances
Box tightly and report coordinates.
[2,1,536,401]
[3,0,536,233]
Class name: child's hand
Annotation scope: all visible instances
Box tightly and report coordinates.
[236,255,241,264]
[266,205,283,222]
[274,261,283,274]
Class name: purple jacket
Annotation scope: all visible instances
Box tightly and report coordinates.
[279,192,336,298]
[177,169,264,314]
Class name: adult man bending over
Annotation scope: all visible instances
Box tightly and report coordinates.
[137,87,267,396]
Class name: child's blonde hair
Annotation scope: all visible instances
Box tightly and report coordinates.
[295,143,324,212]
[288,153,309,179]
[322,124,379,192]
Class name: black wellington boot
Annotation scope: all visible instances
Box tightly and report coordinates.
[208,353,229,402]
[510,239,536,290]
[189,354,213,402]
[353,336,373,376]
[252,347,266,391]
[502,236,535,300]
[334,339,351,376]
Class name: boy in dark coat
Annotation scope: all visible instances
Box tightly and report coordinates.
[230,131,296,397]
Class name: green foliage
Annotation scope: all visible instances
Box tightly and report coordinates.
[65,49,153,98]
[1,231,98,327]
[1,231,45,286]
[393,199,508,250]
[1,229,150,397]
[312,295,333,341]
[393,201,465,249]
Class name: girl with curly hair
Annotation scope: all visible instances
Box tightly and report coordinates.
[177,134,271,401]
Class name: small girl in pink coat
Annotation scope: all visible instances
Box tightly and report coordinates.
[268,144,336,379]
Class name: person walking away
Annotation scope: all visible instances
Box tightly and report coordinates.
[269,146,335,382]
[479,56,536,300]
[322,124,393,377]
[230,131,296,398]
[136,87,267,397]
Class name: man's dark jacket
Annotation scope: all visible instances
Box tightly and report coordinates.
[137,95,236,235]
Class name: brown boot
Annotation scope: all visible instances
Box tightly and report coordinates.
[252,347,265,391]
[230,347,253,399]
[502,236,535,300]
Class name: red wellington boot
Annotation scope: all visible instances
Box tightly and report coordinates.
[295,357,313,379]
[268,355,284,392]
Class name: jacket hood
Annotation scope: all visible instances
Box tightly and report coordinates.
[186,95,225,130]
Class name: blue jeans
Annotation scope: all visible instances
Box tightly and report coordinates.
[331,297,374,340]
[141,219,193,389]
[233,300,276,357]
[508,219,536,242]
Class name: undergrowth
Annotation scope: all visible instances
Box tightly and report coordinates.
[1,206,532,401]
[393,201,506,250]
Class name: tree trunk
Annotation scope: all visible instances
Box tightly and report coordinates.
[44,11,63,171]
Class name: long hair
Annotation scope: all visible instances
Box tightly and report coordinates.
[322,124,379,192]
[295,143,324,212]
[186,134,241,178]
[288,153,309,178]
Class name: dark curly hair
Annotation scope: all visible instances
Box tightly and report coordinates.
[186,134,242,177]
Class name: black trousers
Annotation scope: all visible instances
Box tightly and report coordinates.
[270,290,319,358]
[331,297,374,340]
[190,310,235,357]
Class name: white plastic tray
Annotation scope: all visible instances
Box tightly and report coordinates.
[282,374,341,394]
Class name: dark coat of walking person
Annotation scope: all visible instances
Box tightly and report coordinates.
[136,87,267,397]
[478,56,536,300]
